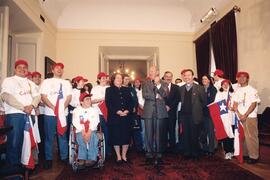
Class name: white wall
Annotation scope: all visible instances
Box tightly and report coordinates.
[56,30,195,83]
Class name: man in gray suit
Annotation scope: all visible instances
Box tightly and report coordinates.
[142,66,168,164]
[178,69,207,160]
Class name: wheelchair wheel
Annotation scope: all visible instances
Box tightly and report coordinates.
[96,133,105,168]
[69,125,77,165]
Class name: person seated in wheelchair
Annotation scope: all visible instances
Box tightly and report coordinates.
[72,92,100,168]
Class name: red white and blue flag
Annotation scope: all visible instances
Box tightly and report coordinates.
[208,99,234,140]
[21,115,37,169]
[234,114,245,163]
[54,83,67,135]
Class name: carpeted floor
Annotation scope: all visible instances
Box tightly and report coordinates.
[56,152,263,180]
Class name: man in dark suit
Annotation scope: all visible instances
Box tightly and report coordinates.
[142,66,168,164]
[163,71,180,152]
[178,69,207,160]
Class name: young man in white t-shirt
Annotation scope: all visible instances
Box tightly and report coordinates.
[40,63,72,169]
[72,92,100,168]
[1,59,40,165]
[233,72,261,164]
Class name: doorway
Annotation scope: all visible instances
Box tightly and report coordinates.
[99,46,159,79]
[109,60,147,80]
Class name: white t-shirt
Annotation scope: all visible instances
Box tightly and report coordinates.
[232,83,241,92]
[135,88,144,107]
[34,83,45,115]
[72,106,100,133]
[234,85,260,118]
[70,88,81,108]
[91,85,109,114]
[1,75,39,114]
[214,78,224,90]
[39,77,72,116]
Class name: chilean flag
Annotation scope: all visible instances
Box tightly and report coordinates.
[21,115,37,169]
[234,114,245,163]
[98,100,108,122]
[54,83,67,135]
[208,99,229,140]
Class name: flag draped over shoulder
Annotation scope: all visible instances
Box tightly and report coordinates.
[234,114,245,163]
[208,99,230,140]
[54,83,67,135]
[98,100,108,122]
[21,115,37,169]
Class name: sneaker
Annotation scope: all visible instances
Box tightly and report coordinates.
[225,153,232,160]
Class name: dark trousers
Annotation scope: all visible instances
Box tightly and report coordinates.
[38,114,45,159]
[99,115,111,155]
[167,112,177,148]
[222,125,234,154]
[201,116,216,153]
[5,113,26,165]
[181,114,201,157]
[132,130,143,151]
[144,117,167,158]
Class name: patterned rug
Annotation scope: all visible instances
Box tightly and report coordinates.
[56,152,263,180]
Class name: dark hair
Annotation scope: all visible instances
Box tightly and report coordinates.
[174,78,182,82]
[220,83,234,93]
[110,73,122,87]
[83,83,93,93]
[133,80,142,90]
[183,69,194,76]
[202,75,214,87]
[122,73,129,79]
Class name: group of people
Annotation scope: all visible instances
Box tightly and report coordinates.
[0,59,261,174]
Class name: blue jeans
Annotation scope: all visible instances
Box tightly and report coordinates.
[99,115,111,155]
[44,115,68,160]
[5,113,26,165]
[76,132,99,160]
[141,119,146,150]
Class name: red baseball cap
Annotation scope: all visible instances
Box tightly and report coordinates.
[25,71,32,77]
[236,71,249,79]
[79,92,92,102]
[214,69,224,77]
[97,72,109,79]
[15,59,28,68]
[53,63,64,69]
[221,79,231,86]
[32,71,41,77]
[73,76,88,83]
[180,69,187,75]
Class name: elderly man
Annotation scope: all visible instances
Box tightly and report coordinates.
[163,71,180,152]
[142,66,168,164]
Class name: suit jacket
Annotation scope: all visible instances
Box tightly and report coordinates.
[105,86,134,125]
[142,79,168,119]
[203,85,217,117]
[165,83,180,118]
[179,83,207,124]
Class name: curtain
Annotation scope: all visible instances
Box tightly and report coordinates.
[210,10,238,83]
[194,30,210,81]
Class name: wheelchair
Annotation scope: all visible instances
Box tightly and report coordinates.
[69,123,105,172]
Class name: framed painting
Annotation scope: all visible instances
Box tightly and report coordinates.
[45,56,55,79]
